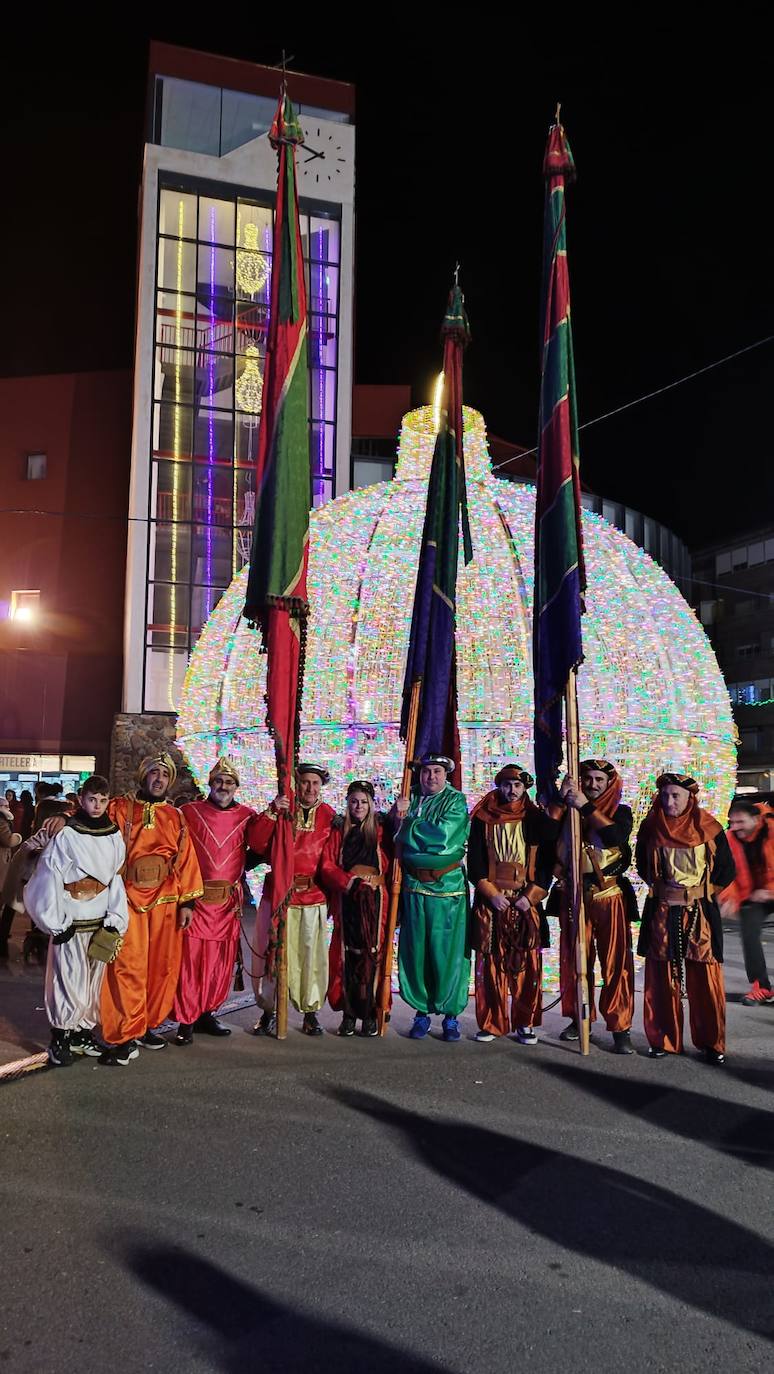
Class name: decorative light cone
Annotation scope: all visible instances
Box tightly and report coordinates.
[178,406,736,830]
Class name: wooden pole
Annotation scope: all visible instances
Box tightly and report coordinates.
[275,926,289,1040]
[565,669,590,1055]
[377,679,421,1036]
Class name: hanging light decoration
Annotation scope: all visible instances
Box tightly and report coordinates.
[235,345,264,414]
[236,222,269,296]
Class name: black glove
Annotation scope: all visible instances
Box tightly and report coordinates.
[52,926,77,945]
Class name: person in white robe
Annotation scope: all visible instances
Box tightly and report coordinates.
[25,775,128,1067]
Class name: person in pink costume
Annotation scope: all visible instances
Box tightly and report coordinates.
[173,758,265,1044]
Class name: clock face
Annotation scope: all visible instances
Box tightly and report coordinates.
[298,125,351,185]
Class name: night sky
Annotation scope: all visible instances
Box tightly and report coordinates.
[2,21,771,546]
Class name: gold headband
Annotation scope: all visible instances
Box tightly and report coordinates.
[209,756,240,786]
[136,752,178,787]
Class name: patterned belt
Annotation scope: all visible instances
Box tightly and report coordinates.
[126,856,171,886]
[64,877,107,901]
[404,861,461,883]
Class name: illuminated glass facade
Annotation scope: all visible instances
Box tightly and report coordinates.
[145,181,340,711]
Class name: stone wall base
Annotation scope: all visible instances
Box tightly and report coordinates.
[110,713,199,800]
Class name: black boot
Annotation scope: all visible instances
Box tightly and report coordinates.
[338,1015,356,1037]
[559,1020,579,1042]
[252,1010,277,1036]
[194,1011,231,1037]
[47,1029,74,1068]
[175,1023,194,1045]
[704,1048,726,1066]
[612,1030,634,1055]
[302,1012,323,1036]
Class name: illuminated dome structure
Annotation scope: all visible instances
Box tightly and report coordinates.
[178,407,736,831]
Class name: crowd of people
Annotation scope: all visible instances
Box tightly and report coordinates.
[0,751,772,1070]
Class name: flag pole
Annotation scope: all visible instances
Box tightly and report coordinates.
[377,678,421,1035]
[276,913,290,1041]
[565,669,590,1055]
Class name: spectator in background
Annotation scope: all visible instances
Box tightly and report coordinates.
[0,798,69,962]
[6,789,23,832]
[64,793,80,816]
[18,790,35,841]
[0,798,23,957]
[722,799,774,1006]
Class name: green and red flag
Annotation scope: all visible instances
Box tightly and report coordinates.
[532,115,586,798]
[400,281,473,789]
[243,91,310,973]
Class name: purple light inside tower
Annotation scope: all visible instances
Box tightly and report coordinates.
[205,207,216,616]
[315,227,325,504]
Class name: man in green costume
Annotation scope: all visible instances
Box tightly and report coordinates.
[393,754,470,1040]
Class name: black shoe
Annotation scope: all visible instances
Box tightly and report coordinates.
[361,1018,378,1037]
[175,1023,194,1045]
[47,1030,74,1068]
[98,1041,135,1067]
[704,1048,726,1066]
[612,1031,634,1055]
[302,1012,323,1037]
[194,1011,231,1037]
[138,1030,167,1050]
[70,1029,102,1058]
[338,1015,357,1037]
[559,1020,580,1042]
[648,1046,667,1059]
[252,1010,277,1036]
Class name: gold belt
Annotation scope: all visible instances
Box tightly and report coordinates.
[64,877,107,901]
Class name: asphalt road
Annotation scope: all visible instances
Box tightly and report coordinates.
[1,927,773,1374]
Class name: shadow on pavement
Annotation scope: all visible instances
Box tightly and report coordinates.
[124,1239,456,1373]
[531,1059,774,1169]
[328,1087,774,1344]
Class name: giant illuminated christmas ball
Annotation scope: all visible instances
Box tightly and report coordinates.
[177,406,736,830]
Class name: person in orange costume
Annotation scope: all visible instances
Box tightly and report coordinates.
[636,772,735,1065]
[99,754,203,1066]
[550,760,639,1054]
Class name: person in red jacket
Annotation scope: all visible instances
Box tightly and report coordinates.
[249,764,336,1037]
[320,780,394,1038]
[173,757,267,1043]
[721,799,774,1005]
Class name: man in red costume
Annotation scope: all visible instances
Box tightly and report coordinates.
[636,772,735,1064]
[551,759,639,1054]
[100,754,203,1066]
[173,757,265,1044]
[250,763,336,1037]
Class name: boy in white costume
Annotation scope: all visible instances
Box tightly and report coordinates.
[25,775,129,1067]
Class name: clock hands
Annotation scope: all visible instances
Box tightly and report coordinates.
[302,146,325,163]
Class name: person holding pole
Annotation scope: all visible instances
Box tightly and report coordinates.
[320,780,393,1038]
[250,764,336,1038]
[550,760,638,1054]
[636,772,734,1064]
[468,764,555,1045]
[392,755,470,1042]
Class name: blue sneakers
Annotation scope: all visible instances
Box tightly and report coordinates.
[442,1016,461,1042]
[409,1014,432,1039]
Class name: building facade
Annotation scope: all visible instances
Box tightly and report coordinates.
[692,525,774,792]
[124,44,356,720]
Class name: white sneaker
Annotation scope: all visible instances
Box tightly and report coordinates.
[475,1030,495,1042]
[514,1026,538,1045]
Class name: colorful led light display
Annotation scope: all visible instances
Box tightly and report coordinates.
[178,406,737,841]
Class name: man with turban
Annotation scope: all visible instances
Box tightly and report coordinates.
[99,754,203,1066]
[467,765,556,1045]
[636,772,735,1064]
[250,764,336,1037]
[551,759,639,1053]
[393,754,470,1042]
[173,758,265,1044]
